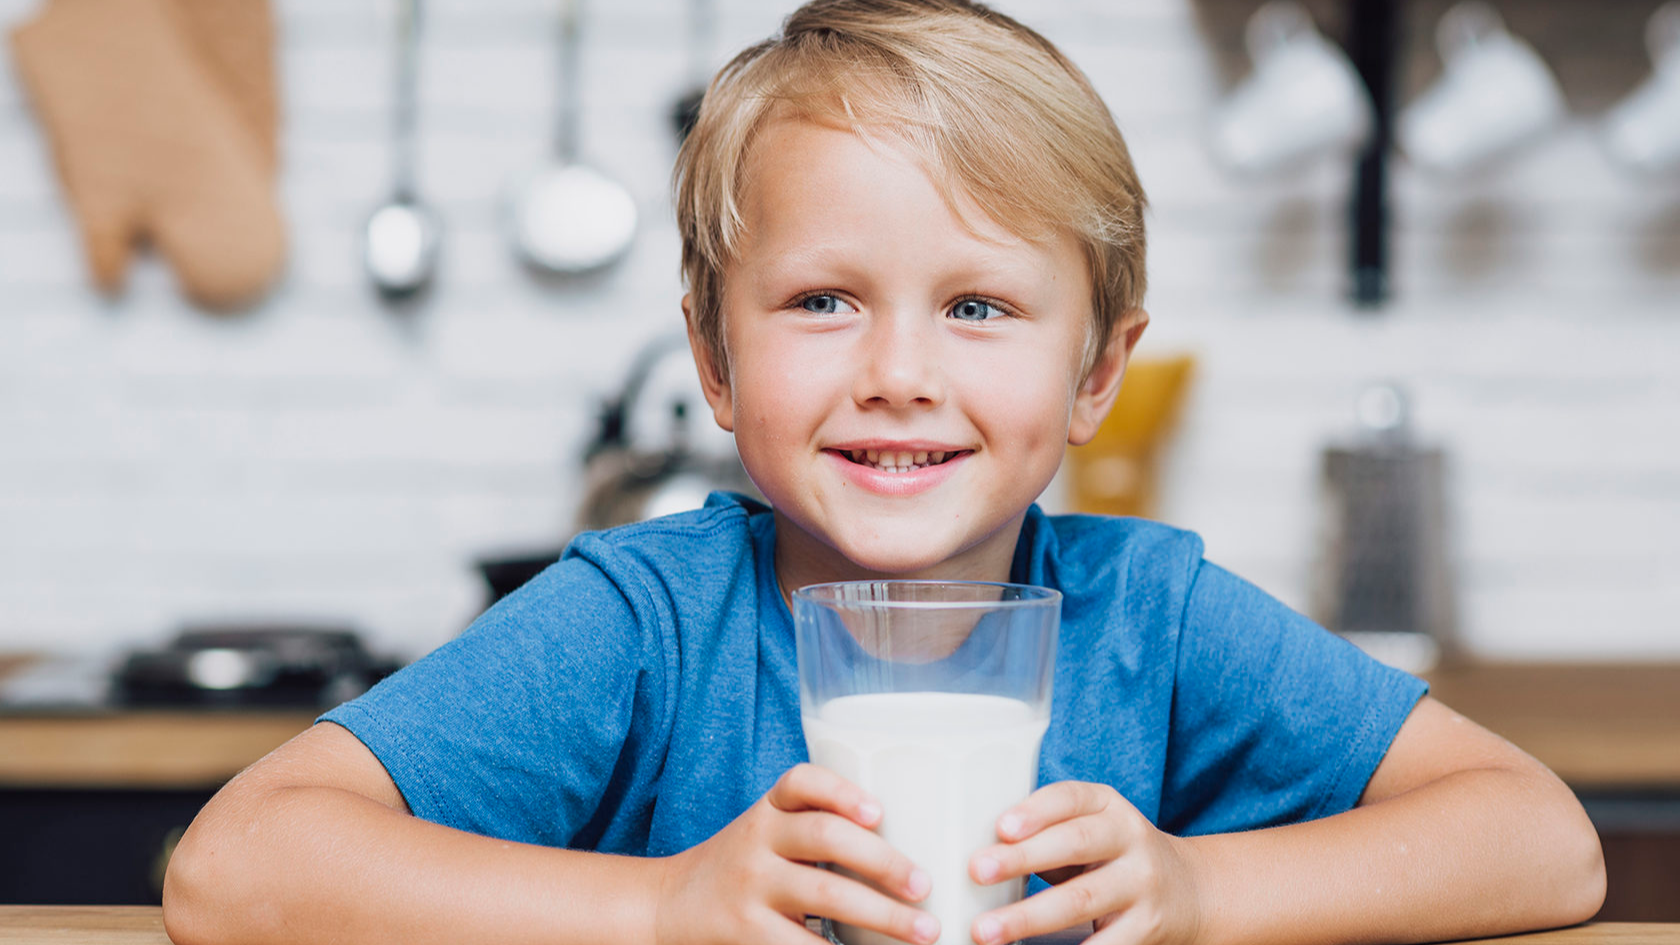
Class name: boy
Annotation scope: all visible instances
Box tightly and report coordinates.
[163,2,1605,944]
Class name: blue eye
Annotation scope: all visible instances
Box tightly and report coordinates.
[949,298,1006,321]
[798,294,855,315]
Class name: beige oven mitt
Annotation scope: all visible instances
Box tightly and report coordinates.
[9,0,285,311]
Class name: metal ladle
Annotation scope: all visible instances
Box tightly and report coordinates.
[507,0,637,275]
[363,0,441,298]
[670,0,714,143]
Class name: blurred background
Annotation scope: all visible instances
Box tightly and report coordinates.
[0,0,1675,920]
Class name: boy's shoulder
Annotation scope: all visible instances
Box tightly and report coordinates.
[558,491,766,592]
[1031,507,1206,582]
[1027,508,1209,638]
[570,491,765,549]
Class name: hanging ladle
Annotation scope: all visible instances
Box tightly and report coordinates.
[362,0,441,298]
[507,0,637,276]
[669,0,714,143]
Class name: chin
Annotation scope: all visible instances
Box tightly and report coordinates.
[831,531,965,577]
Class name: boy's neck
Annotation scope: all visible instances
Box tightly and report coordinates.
[769,508,1028,609]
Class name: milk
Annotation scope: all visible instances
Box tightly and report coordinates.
[803,692,1049,945]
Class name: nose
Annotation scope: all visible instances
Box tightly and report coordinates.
[852,308,944,409]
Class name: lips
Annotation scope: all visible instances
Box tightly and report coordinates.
[822,445,973,497]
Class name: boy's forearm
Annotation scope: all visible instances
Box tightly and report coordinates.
[164,783,666,945]
[1181,765,1604,945]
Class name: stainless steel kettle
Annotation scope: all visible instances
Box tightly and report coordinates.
[575,333,761,531]
[473,335,761,609]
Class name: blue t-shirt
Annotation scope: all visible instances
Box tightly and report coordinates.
[322,492,1426,859]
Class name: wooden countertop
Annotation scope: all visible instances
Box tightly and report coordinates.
[0,659,1676,791]
[0,709,317,789]
[1424,662,1680,790]
[0,654,318,789]
[0,908,1675,945]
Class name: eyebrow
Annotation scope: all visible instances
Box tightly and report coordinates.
[747,239,1048,288]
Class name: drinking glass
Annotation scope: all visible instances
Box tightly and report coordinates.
[793,581,1060,945]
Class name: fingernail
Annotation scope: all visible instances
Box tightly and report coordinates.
[858,801,882,824]
[906,868,931,899]
[975,916,1002,945]
[998,813,1022,838]
[974,855,999,883]
[914,913,940,943]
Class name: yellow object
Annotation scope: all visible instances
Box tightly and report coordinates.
[1065,355,1195,519]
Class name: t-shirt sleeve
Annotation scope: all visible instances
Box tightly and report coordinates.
[1157,560,1428,837]
[318,554,663,847]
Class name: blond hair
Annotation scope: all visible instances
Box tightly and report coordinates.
[673,0,1147,376]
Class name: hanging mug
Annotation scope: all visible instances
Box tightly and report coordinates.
[1208,0,1375,176]
[1398,2,1565,175]
[1602,1,1680,176]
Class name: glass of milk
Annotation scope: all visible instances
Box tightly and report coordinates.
[793,581,1060,945]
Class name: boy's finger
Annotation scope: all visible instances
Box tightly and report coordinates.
[970,872,1125,945]
[769,763,883,826]
[995,781,1127,842]
[776,863,940,945]
[775,810,932,903]
[970,815,1125,885]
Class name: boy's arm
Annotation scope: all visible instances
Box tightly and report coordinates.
[165,722,937,945]
[162,721,663,945]
[1186,695,1605,945]
[969,696,1603,945]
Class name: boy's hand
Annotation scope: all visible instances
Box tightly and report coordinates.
[656,763,940,945]
[967,781,1205,945]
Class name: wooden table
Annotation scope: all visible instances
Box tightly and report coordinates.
[0,908,1676,945]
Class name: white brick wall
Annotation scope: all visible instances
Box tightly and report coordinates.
[0,0,1675,660]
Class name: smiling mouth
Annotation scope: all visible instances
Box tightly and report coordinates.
[832,449,971,473]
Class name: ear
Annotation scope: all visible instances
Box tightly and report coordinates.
[683,293,735,433]
[1068,308,1149,446]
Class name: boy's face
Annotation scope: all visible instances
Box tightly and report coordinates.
[689,117,1142,583]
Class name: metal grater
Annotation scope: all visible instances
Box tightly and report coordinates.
[1311,384,1458,671]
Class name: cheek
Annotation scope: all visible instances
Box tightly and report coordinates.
[730,351,832,444]
[964,346,1075,447]
[735,318,854,400]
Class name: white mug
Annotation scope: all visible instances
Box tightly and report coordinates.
[1209,0,1374,176]
[1601,1,1680,176]
[1398,2,1566,175]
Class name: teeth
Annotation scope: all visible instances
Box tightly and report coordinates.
[840,448,963,471]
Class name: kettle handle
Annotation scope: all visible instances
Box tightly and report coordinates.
[585,332,692,462]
